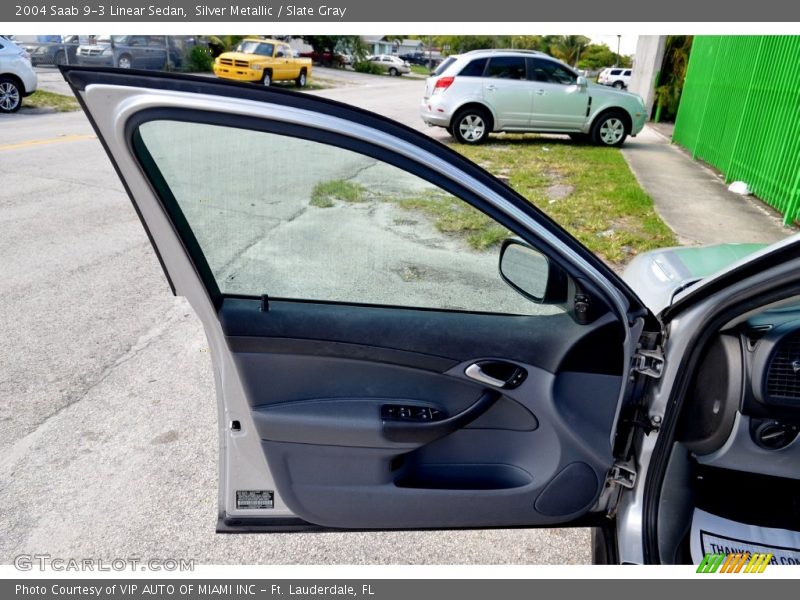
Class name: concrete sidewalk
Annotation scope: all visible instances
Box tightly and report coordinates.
[622,125,793,246]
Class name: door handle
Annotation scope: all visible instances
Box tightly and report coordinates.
[465,361,527,389]
[382,389,501,444]
[486,84,497,91]
[535,89,546,95]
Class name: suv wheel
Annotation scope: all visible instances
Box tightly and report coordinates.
[613,81,624,89]
[262,70,272,87]
[591,112,628,147]
[296,70,307,88]
[452,108,491,144]
[117,55,132,69]
[0,77,22,113]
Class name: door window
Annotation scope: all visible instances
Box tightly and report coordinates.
[485,56,526,80]
[135,120,559,316]
[526,58,577,85]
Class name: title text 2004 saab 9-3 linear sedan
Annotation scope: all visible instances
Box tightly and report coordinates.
[62,66,800,565]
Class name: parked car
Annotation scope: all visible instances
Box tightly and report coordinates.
[21,35,79,66]
[368,54,411,76]
[0,36,37,113]
[400,51,442,67]
[76,35,182,70]
[215,38,312,87]
[299,49,348,67]
[420,49,646,146]
[598,67,632,89]
[63,66,800,565]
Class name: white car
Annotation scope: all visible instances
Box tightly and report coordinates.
[598,67,632,89]
[420,49,646,146]
[369,54,411,76]
[0,36,38,113]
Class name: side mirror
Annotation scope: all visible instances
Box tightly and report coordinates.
[498,239,568,304]
[576,76,588,89]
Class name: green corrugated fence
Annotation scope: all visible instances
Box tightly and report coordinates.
[672,36,800,224]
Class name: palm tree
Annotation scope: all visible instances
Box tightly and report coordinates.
[549,35,591,67]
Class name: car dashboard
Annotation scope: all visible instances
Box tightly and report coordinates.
[680,303,800,479]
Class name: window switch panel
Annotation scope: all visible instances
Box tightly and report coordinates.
[381,405,444,422]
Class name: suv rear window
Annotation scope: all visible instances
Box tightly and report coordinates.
[485,56,526,80]
[610,69,622,75]
[432,56,456,76]
[458,58,487,77]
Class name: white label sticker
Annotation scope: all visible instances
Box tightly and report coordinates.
[691,509,800,565]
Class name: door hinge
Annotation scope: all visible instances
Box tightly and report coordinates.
[608,463,637,489]
[632,348,665,379]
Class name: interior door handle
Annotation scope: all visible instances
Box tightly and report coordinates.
[382,389,501,444]
[465,363,506,387]
[465,361,527,389]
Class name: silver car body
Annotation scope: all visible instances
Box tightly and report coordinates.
[420,49,646,139]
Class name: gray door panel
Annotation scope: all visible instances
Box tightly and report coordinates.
[223,299,622,529]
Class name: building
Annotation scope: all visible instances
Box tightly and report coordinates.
[361,35,395,56]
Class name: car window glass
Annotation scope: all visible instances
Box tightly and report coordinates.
[610,69,622,75]
[458,58,488,77]
[624,70,631,76]
[136,120,561,316]
[432,56,456,76]
[485,56,526,80]
[526,58,576,85]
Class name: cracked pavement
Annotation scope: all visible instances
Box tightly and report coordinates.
[0,69,590,564]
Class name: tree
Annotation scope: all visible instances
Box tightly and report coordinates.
[301,35,364,66]
[548,35,591,66]
[206,35,245,57]
[577,43,626,70]
[654,36,694,120]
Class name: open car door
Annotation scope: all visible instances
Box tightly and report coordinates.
[63,67,655,533]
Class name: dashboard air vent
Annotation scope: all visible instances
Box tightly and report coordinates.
[766,331,800,401]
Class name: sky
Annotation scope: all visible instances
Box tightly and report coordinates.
[589,35,638,56]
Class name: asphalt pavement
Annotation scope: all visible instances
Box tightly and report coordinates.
[0,67,590,564]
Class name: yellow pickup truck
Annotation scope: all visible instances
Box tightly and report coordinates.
[213,38,312,87]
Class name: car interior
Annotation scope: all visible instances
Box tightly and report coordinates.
[656,295,800,564]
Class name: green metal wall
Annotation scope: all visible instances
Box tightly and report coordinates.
[673,36,800,224]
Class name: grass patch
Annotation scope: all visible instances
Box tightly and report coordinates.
[310,179,366,207]
[397,191,507,250]
[409,65,432,76]
[454,135,677,265]
[23,90,80,112]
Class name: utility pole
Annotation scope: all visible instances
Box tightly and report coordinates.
[616,35,621,66]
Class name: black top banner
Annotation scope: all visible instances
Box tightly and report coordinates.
[4,0,800,22]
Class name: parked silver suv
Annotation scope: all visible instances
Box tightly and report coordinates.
[420,49,647,146]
